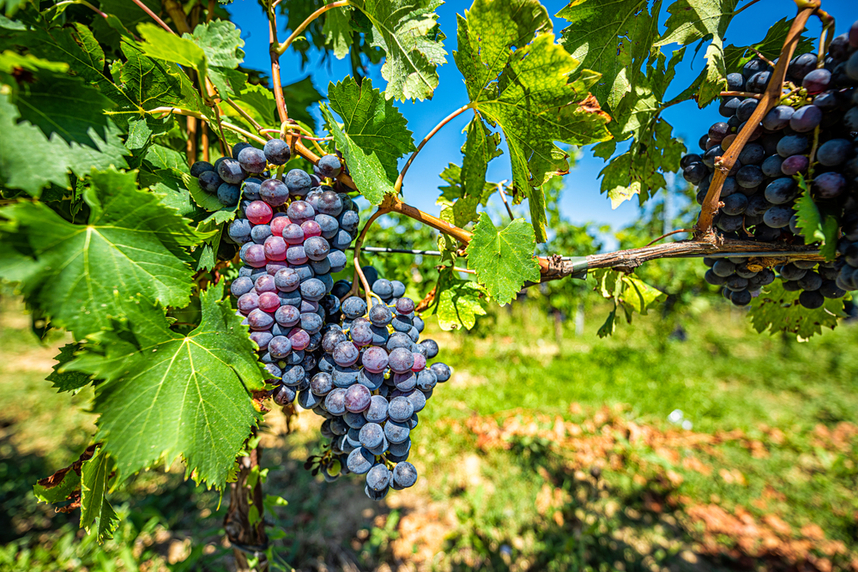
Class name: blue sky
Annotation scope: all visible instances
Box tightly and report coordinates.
[227,0,855,233]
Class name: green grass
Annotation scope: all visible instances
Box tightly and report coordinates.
[0,297,857,571]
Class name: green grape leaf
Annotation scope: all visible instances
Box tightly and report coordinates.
[456,0,611,241]
[0,94,71,195]
[350,0,446,101]
[593,269,664,336]
[68,282,265,488]
[33,444,98,506]
[80,447,119,543]
[322,2,355,59]
[47,343,92,393]
[0,168,205,339]
[557,0,659,109]
[455,115,502,225]
[321,77,415,204]
[137,23,208,86]
[432,270,488,331]
[724,17,814,71]
[191,20,245,68]
[794,184,838,261]
[748,281,845,340]
[119,40,204,113]
[466,214,540,305]
[654,0,740,107]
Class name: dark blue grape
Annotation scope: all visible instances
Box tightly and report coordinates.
[332,341,359,367]
[269,335,293,359]
[789,52,817,81]
[366,464,391,493]
[747,71,770,92]
[372,279,393,299]
[317,154,343,179]
[287,200,315,224]
[315,214,339,239]
[316,190,343,216]
[242,178,262,200]
[238,147,267,173]
[384,420,410,444]
[191,161,214,177]
[228,218,252,243]
[250,224,272,244]
[780,155,809,176]
[777,135,809,157]
[198,170,222,193]
[762,105,794,130]
[721,193,748,216]
[304,236,330,261]
[802,68,831,93]
[760,155,783,177]
[742,58,769,79]
[430,362,451,382]
[338,210,360,235]
[342,297,367,319]
[738,143,765,165]
[789,105,822,132]
[388,347,414,374]
[816,139,852,166]
[764,206,793,228]
[300,312,323,334]
[217,183,240,206]
[347,447,375,474]
[736,165,763,188]
[285,169,312,196]
[736,98,758,122]
[799,290,825,309]
[331,229,353,250]
[232,142,252,158]
[359,422,384,449]
[259,178,289,207]
[300,278,326,301]
[813,172,846,199]
[719,96,741,117]
[683,163,707,184]
[217,158,245,184]
[263,138,291,165]
[327,250,348,273]
[325,388,347,415]
[273,384,295,405]
[404,389,427,412]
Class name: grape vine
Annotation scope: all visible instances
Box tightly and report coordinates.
[0,0,855,568]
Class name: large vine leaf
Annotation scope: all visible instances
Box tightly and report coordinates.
[348,0,446,101]
[748,281,844,340]
[654,0,740,106]
[136,23,208,91]
[466,214,540,305]
[67,282,265,488]
[456,0,611,241]
[80,447,119,543]
[321,77,415,204]
[0,168,206,339]
[557,0,659,110]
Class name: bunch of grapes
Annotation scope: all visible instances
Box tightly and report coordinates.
[193,140,452,499]
[303,275,451,499]
[681,20,858,308]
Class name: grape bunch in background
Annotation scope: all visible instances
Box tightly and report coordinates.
[681,20,858,308]
[192,140,452,499]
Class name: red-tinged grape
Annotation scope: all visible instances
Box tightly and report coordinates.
[301,220,322,238]
[258,291,281,313]
[264,236,287,261]
[288,328,310,351]
[242,244,267,268]
[270,216,291,236]
[246,200,273,225]
[802,68,831,93]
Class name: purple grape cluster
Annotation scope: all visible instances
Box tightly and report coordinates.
[195,141,451,499]
[682,20,858,309]
[304,273,451,499]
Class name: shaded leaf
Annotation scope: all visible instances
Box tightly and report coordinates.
[80,446,119,542]
[748,281,844,339]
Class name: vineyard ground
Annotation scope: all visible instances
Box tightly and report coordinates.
[1,297,857,571]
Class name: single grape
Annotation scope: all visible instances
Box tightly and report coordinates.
[789,52,817,81]
[682,163,707,184]
[217,183,240,206]
[255,274,277,294]
[342,297,367,319]
[262,235,286,261]
[384,420,410,444]
[338,210,360,234]
[344,384,371,413]
[369,303,393,326]
[242,244,267,268]
[736,165,763,188]
[316,190,344,216]
[287,201,315,224]
[366,464,391,493]
[780,263,807,281]
[394,371,417,391]
[388,347,415,374]
[802,68,831,93]
[228,218,252,243]
[763,177,797,205]
[777,135,809,157]
[232,142,252,158]
[789,105,822,132]
[332,341,359,367]
[747,70,770,92]
[242,178,262,201]
[430,363,451,382]
[259,178,289,207]
[763,206,793,228]
[799,290,825,309]
[275,305,300,328]
[736,98,758,122]
[273,384,295,405]
[217,158,244,184]
[738,143,765,165]
[304,236,330,261]
[264,138,291,165]
[327,250,348,274]
[780,155,809,176]
[198,170,222,193]
[301,220,322,239]
[797,272,823,291]
[762,105,794,130]
[300,278,326,301]
[813,171,846,199]
[362,346,389,373]
[238,147,267,173]
[317,154,343,179]
[286,245,308,265]
[347,447,375,474]
[285,169,312,196]
[404,389,427,412]
[257,292,281,313]
[816,139,852,166]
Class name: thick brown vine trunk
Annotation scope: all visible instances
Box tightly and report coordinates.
[224,436,268,572]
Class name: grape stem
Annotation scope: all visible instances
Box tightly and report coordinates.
[719,91,762,99]
[694,2,819,238]
[644,229,692,247]
[275,1,351,55]
[133,0,174,34]
[497,181,515,221]
[349,208,389,303]
[394,104,474,194]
